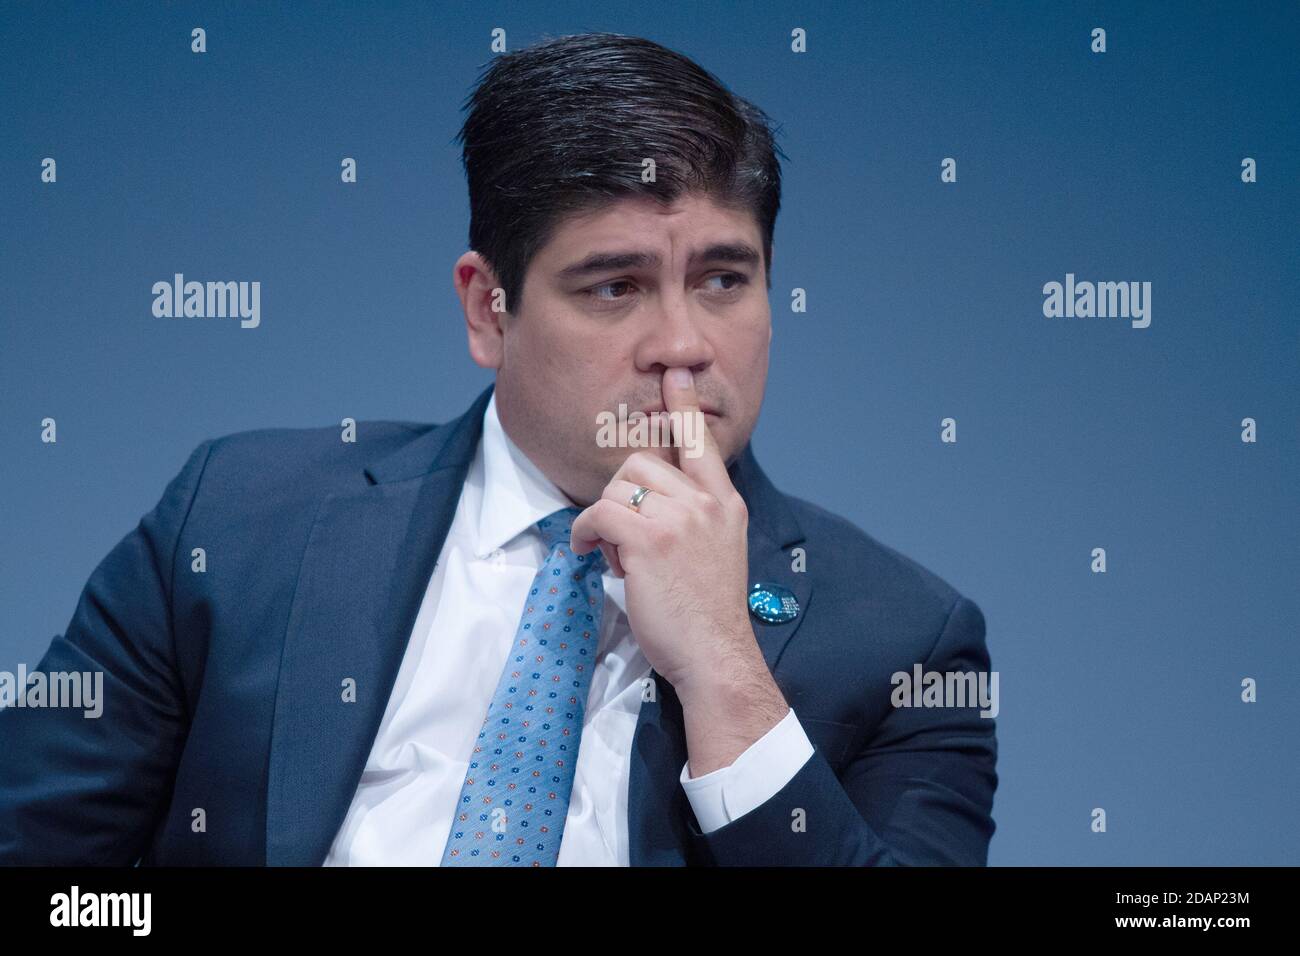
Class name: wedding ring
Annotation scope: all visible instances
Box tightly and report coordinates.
[628,485,652,513]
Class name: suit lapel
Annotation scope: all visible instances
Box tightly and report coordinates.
[265,385,494,865]
[627,443,811,865]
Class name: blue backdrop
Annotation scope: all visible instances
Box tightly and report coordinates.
[2,0,1296,865]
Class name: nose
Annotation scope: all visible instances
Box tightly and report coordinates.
[632,290,715,376]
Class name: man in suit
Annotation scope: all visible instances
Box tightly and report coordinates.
[0,32,997,866]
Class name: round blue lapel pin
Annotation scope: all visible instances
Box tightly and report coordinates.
[748,582,800,624]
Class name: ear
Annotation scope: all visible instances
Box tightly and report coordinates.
[453,251,510,369]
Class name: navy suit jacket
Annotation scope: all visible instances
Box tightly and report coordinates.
[0,384,997,865]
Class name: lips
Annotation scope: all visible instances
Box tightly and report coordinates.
[637,406,719,417]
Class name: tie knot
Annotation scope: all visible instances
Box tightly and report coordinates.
[536,506,606,574]
[536,506,581,551]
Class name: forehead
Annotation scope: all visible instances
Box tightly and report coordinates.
[536,192,762,263]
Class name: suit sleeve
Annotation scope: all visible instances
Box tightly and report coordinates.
[0,440,214,864]
[685,595,999,865]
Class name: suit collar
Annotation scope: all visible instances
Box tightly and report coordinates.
[362,383,494,486]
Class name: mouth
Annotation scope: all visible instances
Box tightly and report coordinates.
[637,406,720,418]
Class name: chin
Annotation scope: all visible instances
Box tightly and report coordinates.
[606,444,674,469]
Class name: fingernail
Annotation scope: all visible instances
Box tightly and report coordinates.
[666,368,692,389]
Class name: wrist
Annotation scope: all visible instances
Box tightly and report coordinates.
[675,637,778,715]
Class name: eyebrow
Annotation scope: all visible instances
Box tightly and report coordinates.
[556,242,762,280]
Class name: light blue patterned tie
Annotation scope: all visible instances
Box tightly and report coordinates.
[441,506,607,866]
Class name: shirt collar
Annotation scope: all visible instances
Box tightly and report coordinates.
[473,390,578,558]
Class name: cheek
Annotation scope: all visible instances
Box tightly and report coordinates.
[730,315,770,360]
[512,322,577,381]
[731,330,770,387]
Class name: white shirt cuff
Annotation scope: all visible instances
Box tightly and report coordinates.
[678,707,815,834]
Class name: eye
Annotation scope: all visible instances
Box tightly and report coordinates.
[703,272,748,294]
[584,280,637,302]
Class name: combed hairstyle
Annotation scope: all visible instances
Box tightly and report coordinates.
[456,32,785,314]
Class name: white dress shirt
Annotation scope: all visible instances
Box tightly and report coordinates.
[323,393,814,865]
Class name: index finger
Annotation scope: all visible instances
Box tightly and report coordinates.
[661,366,731,499]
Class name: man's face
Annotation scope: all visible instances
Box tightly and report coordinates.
[461,192,772,506]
